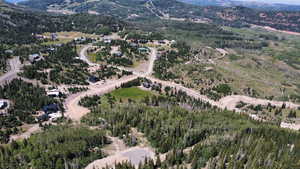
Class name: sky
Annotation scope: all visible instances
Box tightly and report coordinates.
[239,0,300,5]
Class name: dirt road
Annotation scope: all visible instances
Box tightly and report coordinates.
[0,57,21,85]
[79,44,97,66]
[85,146,155,169]
[9,124,40,142]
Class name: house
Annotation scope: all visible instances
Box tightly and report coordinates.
[103,38,112,44]
[54,43,62,47]
[74,37,87,43]
[158,40,166,44]
[89,76,99,83]
[51,33,58,41]
[142,82,151,88]
[37,114,49,122]
[49,112,63,121]
[112,24,121,32]
[130,43,138,48]
[47,47,56,52]
[43,104,59,114]
[139,39,148,44]
[35,35,45,40]
[0,101,7,109]
[138,47,150,53]
[4,50,13,55]
[47,90,61,97]
[29,54,42,63]
[113,51,123,57]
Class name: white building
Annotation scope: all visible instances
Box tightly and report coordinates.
[0,100,7,109]
[47,89,61,97]
[103,38,112,44]
[29,54,42,63]
[49,112,63,121]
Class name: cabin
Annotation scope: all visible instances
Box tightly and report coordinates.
[42,104,59,114]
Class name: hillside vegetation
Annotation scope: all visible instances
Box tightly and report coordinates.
[19,0,300,33]
[0,2,125,44]
[0,125,108,169]
[81,88,300,169]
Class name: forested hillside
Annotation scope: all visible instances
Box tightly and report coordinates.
[81,88,300,169]
[19,0,300,33]
[0,0,299,168]
[0,125,108,169]
[0,1,125,44]
[179,0,300,11]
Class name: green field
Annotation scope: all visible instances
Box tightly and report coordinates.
[111,87,153,100]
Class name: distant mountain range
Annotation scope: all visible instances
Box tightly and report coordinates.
[178,0,300,11]
[2,0,300,34]
[4,0,25,3]
[5,0,300,11]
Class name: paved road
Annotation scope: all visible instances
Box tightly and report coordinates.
[79,44,97,66]
[64,75,138,121]
[57,42,300,113]
[0,57,21,85]
[76,44,300,119]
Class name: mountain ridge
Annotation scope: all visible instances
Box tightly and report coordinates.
[16,0,300,33]
[179,0,300,11]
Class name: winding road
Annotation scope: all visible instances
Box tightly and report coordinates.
[76,42,300,168]
[72,44,300,118]
[2,40,299,168]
